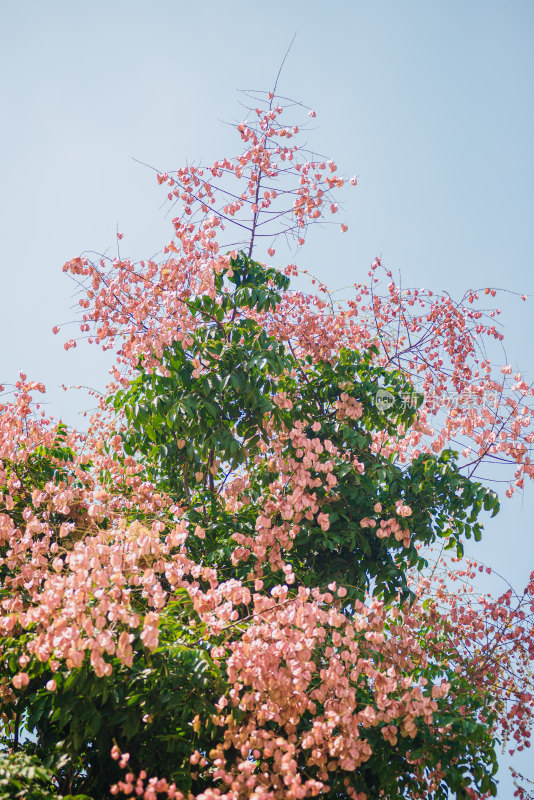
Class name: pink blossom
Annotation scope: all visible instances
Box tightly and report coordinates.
[317,512,330,531]
[12,672,30,689]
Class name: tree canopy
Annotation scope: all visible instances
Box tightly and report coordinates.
[1,92,533,800]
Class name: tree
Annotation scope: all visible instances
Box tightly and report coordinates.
[1,91,533,799]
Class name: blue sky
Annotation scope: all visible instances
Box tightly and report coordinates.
[1,1,533,793]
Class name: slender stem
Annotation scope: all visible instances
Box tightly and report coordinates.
[247,34,296,258]
[13,708,20,752]
[247,169,263,258]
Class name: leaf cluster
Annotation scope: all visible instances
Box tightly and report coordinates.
[111,253,498,603]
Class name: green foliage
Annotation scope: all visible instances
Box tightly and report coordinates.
[1,253,503,799]
[0,751,90,800]
[112,253,498,602]
[112,256,291,501]
[1,593,223,798]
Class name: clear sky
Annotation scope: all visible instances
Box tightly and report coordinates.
[1,1,533,794]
